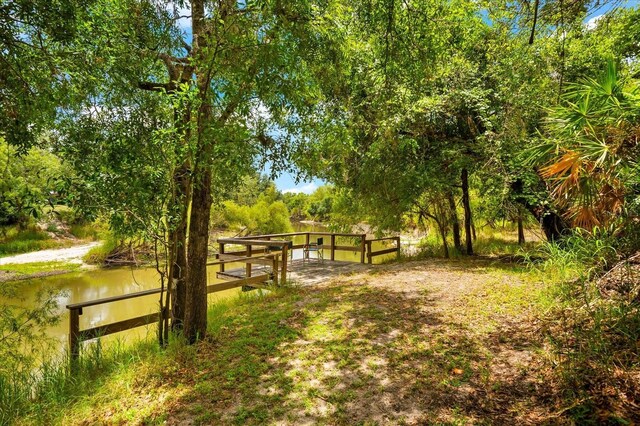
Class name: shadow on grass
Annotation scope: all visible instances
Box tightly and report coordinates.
[157,280,555,425]
[388,255,536,276]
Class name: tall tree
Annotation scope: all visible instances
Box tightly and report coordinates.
[56,0,345,342]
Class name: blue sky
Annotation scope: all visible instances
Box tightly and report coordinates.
[272,172,324,194]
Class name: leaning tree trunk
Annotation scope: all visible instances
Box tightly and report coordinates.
[461,168,473,255]
[447,191,462,253]
[170,100,193,330]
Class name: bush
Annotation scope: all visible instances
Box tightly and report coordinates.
[82,234,118,264]
[530,226,640,422]
[222,197,293,235]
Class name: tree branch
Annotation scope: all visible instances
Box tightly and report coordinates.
[529,0,540,45]
[138,81,172,92]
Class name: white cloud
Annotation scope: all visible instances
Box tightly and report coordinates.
[283,182,318,194]
[167,2,191,31]
[586,15,603,30]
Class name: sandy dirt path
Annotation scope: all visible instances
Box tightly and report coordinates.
[0,242,101,265]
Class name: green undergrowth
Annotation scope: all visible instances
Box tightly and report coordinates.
[0,221,106,258]
[515,228,640,423]
[415,226,542,259]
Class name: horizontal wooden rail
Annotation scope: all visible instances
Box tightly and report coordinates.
[67,288,163,311]
[234,232,304,239]
[217,238,292,246]
[79,312,161,341]
[369,247,400,257]
[367,236,400,243]
[217,254,275,266]
[207,254,275,266]
[233,231,368,239]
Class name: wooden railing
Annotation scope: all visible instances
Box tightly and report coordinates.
[66,254,278,361]
[220,231,369,264]
[365,236,401,264]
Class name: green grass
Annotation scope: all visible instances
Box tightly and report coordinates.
[3,233,637,424]
[13,288,299,425]
[68,223,106,241]
[0,261,82,276]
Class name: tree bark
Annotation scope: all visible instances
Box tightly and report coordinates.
[471,217,477,241]
[183,164,211,342]
[170,177,190,329]
[447,191,462,252]
[461,168,473,255]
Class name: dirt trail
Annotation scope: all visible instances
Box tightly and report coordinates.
[0,241,101,265]
[93,258,559,425]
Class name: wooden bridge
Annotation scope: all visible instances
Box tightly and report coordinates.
[66,231,400,361]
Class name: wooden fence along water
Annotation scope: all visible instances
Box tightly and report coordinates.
[66,232,400,361]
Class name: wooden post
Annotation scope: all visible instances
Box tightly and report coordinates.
[69,307,81,363]
[396,236,401,259]
[305,232,310,246]
[360,234,366,263]
[367,241,372,264]
[272,254,279,286]
[219,242,225,273]
[330,234,336,261]
[245,244,252,278]
[281,244,288,284]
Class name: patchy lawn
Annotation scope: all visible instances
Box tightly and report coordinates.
[34,258,568,425]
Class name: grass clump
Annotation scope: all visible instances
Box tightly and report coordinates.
[68,223,103,240]
[82,235,117,264]
[0,228,69,257]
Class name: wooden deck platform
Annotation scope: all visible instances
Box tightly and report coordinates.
[216,258,372,287]
[288,259,372,286]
